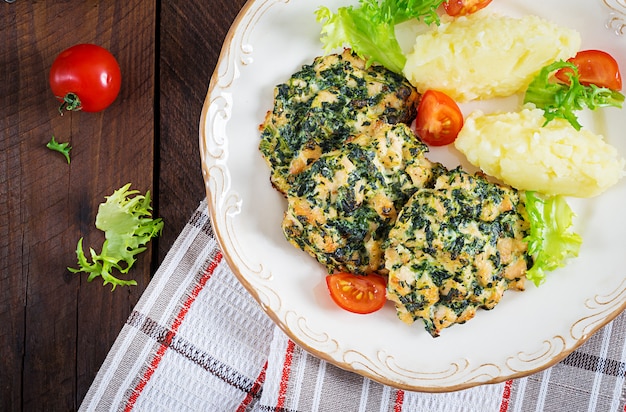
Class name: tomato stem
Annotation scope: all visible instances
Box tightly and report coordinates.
[58,93,81,115]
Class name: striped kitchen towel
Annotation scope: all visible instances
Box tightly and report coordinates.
[80,200,626,411]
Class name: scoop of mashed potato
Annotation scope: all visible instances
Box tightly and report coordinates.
[403,11,580,102]
[454,106,625,197]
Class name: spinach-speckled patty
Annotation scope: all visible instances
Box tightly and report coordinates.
[385,169,531,337]
[282,122,444,275]
[259,49,420,194]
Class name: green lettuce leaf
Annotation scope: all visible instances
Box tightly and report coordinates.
[524,191,582,286]
[524,61,624,131]
[315,0,444,74]
[68,184,164,290]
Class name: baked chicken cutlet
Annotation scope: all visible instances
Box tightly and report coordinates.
[259,49,420,194]
[385,169,532,337]
[282,122,444,275]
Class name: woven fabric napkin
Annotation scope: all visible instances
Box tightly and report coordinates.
[80,200,626,412]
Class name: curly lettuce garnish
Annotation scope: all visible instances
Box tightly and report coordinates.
[68,184,164,290]
[524,191,582,286]
[524,61,625,131]
[315,0,445,74]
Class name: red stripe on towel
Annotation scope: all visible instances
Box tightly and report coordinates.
[394,389,405,412]
[499,379,514,412]
[236,360,268,412]
[124,251,223,411]
[276,339,296,409]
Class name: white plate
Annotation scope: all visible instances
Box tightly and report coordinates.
[200,0,626,391]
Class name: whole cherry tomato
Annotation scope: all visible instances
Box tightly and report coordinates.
[49,44,122,113]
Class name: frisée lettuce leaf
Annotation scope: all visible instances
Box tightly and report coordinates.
[68,184,163,290]
[524,191,582,286]
[315,0,445,74]
[524,61,625,131]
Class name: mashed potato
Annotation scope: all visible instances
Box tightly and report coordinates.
[454,106,625,197]
[403,11,580,102]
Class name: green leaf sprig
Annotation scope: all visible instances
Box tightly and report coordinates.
[46,136,72,164]
[524,61,625,130]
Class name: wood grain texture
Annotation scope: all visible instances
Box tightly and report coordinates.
[1,0,250,408]
[157,0,248,264]
[0,1,155,410]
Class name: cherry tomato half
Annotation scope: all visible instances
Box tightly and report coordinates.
[49,44,122,113]
[414,90,464,146]
[555,50,622,91]
[325,272,387,314]
[444,0,492,16]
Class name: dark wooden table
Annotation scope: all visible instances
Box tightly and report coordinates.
[1,0,247,410]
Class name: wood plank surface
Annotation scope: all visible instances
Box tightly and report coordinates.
[0,1,156,410]
[157,0,248,263]
[1,0,250,409]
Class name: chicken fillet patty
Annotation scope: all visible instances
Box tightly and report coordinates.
[385,169,532,337]
[259,49,420,194]
[282,122,445,275]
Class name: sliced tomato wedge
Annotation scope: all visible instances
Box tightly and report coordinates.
[444,0,492,16]
[555,50,622,91]
[325,272,387,314]
[414,89,464,146]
